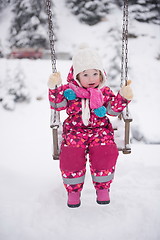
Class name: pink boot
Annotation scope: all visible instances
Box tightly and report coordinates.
[96,189,110,205]
[67,191,81,208]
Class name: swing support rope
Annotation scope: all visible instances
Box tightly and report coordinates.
[46,0,132,158]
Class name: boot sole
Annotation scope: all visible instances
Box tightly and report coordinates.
[97,200,110,205]
[67,202,81,208]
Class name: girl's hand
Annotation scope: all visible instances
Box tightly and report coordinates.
[120,80,133,100]
[47,72,62,89]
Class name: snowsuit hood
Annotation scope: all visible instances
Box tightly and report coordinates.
[67,66,107,89]
[72,44,106,84]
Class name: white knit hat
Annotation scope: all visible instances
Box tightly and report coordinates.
[72,44,106,83]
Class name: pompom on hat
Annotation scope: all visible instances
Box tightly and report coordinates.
[72,44,106,83]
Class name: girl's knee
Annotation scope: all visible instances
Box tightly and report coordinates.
[89,144,119,170]
[60,145,86,172]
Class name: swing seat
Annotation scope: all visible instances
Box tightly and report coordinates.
[50,110,62,160]
[50,109,132,160]
[110,110,132,154]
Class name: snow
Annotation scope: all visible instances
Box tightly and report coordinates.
[0,5,13,53]
[0,97,160,239]
[0,1,160,239]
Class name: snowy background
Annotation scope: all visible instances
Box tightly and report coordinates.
[0,0,160,239]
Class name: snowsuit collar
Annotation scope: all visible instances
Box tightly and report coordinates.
[67,66,107,88]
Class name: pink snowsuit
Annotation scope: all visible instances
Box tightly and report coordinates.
[49,67,130,192]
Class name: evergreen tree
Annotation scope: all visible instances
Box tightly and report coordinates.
[65,0,112,25]
[9,0,50,49]
[0,0,10,12]
[1,64,30,111]
[116,0,160,24]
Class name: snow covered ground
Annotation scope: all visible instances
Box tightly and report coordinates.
[0,1,160,239]
[0,59,160,240]
[0,84,160,239]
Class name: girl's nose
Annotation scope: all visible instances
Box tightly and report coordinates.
[88,76,92,82]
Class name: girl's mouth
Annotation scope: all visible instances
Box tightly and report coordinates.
[88,83,95,86]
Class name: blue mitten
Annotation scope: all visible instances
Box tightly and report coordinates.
[64,89,76,100]
[94,106,107,117]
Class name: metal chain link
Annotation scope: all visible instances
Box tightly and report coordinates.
[121,0,129,116]
[121,0,129,87]
[45,0,60,125]
[45,0,57,74]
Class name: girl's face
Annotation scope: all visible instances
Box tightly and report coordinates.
[77,69,102,88]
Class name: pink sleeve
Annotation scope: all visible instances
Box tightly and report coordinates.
[48,84,69,111]
[103,87,130,116]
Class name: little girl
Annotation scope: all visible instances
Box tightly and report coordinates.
[48,45,133,208]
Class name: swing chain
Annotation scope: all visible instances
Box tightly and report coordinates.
[45,0,60,125]
[121,0,129,87]
[45,0,57,74]
[121,0,130,117]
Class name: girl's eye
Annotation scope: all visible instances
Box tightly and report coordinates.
[84,74,88,77]
[93,72,98,76]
